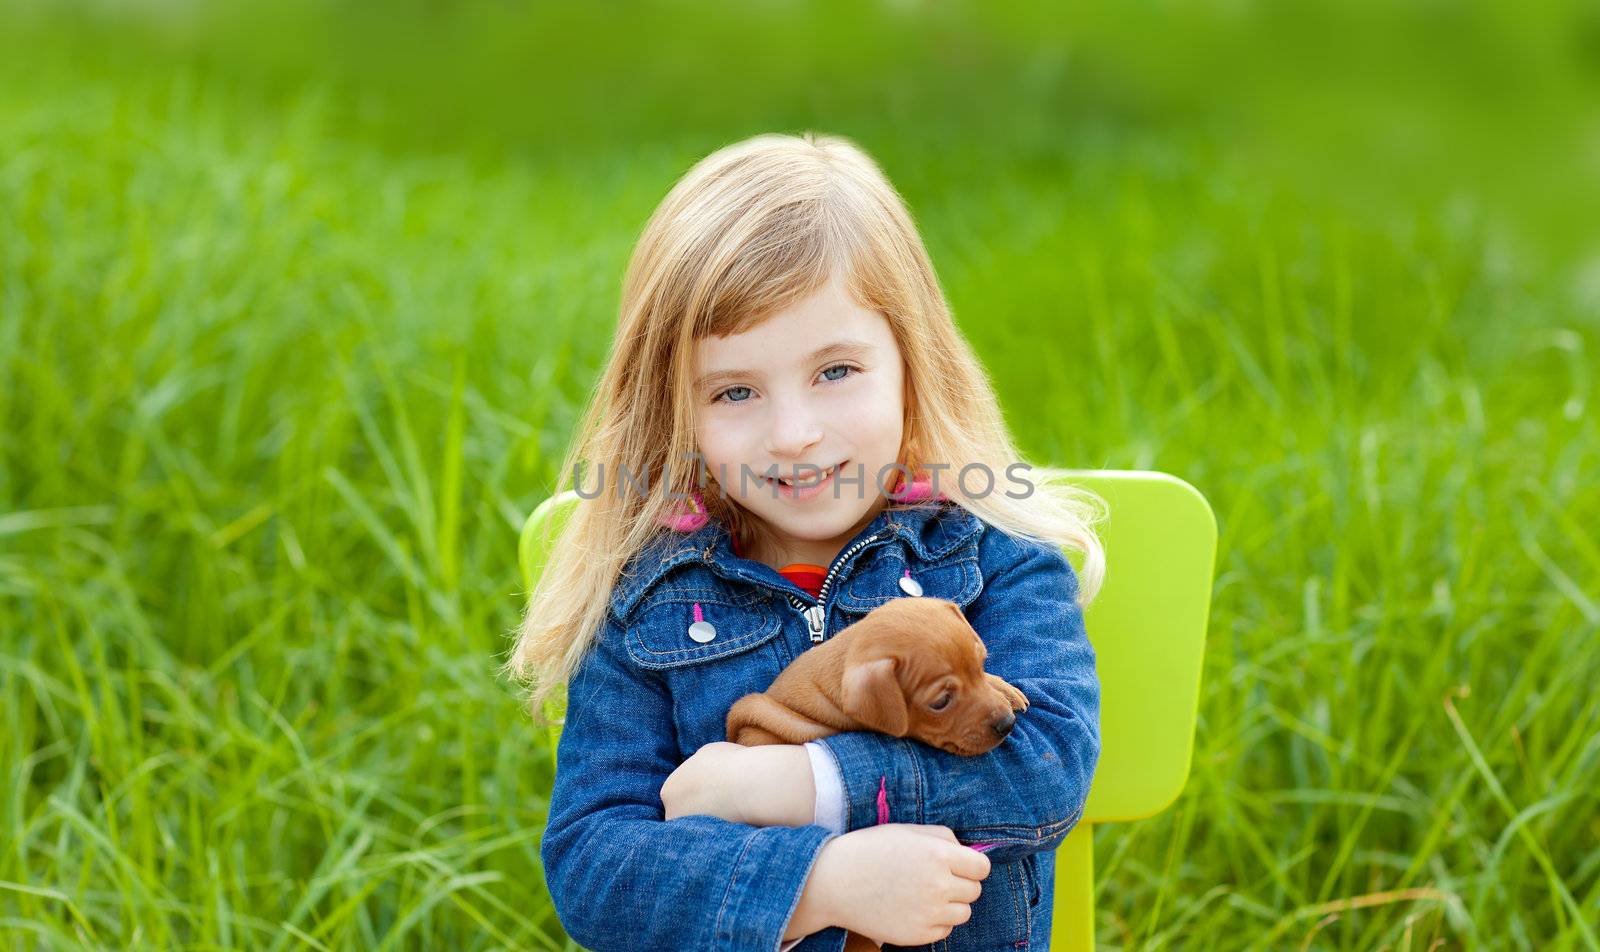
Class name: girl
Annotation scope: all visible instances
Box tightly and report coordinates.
[505,132,1104,951]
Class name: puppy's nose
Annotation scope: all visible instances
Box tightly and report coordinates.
[991,711,1016,738]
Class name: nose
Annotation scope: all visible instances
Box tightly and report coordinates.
[991,711,1016,738]
[763,396,824,459]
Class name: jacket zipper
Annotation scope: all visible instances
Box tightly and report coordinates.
[788,531,882,643]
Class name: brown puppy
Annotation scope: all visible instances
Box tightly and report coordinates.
[725,597,1028,952]
[725,596,1029,754]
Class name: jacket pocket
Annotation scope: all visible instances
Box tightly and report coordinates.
[624,593,786,755]
[1020,851,1042,908]
[623,590,781,670]
[952,856,1038,951]
[833,543,982,615]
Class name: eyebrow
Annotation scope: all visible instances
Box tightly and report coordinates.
[695,339,875,391]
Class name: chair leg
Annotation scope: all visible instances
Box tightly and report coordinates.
[1052,823,1094,951]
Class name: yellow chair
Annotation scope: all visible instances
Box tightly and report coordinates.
[518,470,1217,951]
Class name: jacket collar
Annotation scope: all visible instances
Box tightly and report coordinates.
[608,500,984,620]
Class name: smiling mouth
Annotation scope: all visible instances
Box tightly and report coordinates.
[766,461,844,489]
[764,460,851,499]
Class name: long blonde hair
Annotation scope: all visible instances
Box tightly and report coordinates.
[502,131,1105,723]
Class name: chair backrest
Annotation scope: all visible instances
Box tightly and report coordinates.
[518,469,1216,949]
[1066,470,1215,823]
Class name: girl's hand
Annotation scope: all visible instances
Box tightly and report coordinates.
[790,824,989,946]
[660,742,815,827]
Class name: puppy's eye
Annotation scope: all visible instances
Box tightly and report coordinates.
[929,691,953,712]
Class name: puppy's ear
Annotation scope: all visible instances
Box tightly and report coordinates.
[840,657,909,737]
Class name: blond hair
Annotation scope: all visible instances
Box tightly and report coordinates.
[502,131,1105,723]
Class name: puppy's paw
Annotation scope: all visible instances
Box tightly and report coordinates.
[1008,687,1030,714]
[989,673,1029,713]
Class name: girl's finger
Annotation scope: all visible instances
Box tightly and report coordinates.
[947,878,982,904]
[951,848,991,881]
[938,900,976,928]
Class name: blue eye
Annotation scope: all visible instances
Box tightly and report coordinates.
[715,385,753,404]
[820,364,855,382]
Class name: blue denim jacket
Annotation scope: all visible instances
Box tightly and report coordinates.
[540,499,1101,951]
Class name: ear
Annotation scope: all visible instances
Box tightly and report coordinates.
[840,656,909,737]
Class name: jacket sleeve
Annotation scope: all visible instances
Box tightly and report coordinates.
[540,615,840,952]
[815,526,1101,866]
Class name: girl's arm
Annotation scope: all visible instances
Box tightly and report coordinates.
[540,615,842,952]
[662,741,818,827]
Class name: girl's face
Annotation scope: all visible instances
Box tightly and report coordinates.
[692,275,906,569]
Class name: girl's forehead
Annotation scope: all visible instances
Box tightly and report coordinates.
[694,283,900,376]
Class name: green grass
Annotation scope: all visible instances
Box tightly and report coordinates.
[2,1,1598,949]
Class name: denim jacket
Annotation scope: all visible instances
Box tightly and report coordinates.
[539,499,1101,951]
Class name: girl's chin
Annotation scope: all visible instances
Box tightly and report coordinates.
[796,503,887,533]
[743,499,870,533]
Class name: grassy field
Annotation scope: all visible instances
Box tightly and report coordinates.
[2,1,1598,949]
